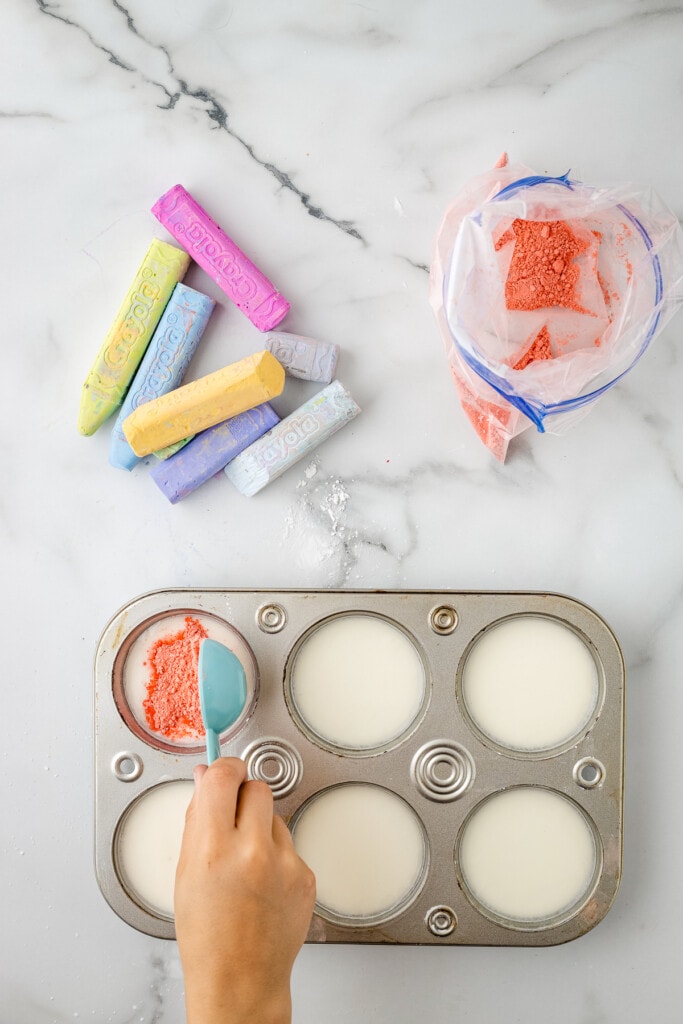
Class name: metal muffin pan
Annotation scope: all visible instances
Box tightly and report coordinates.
[94,588,624,945]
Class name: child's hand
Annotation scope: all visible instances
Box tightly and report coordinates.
[175,758,316,1024]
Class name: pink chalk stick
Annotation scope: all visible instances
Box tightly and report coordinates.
[152,185,290,332]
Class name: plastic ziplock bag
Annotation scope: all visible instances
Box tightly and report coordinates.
[430,161,683,461]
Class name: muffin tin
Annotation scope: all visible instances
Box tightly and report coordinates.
[94,588,624,945]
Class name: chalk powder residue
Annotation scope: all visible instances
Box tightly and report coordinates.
[142,616,208,739]
[495,218,604,370]
[496,219,589,313]
[512,325,553,370]
[284,461,355,584]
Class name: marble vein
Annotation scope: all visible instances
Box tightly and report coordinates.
[118,954,166,1024]
[0,109,64,120]
[617,387,683,490]
[35,0,134,71]
[488,5,683,92]
[284,459,493,586]
[403,257,430,274]
[34,0,366,245]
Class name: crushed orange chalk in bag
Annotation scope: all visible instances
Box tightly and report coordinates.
[143,616,208,739]
[513,325,553,370]
[496,219,590,312]
[450,366,513,463]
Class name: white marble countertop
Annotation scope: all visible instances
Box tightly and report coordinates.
[3,1,683,1021]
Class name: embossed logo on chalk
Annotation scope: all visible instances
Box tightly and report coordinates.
[161,196,267,305]
[136,326,188,404]
[269,339,294,362]
[105,282,160,369]
[167,210,259,302]
[261,414,320,466]
[253,293,287,317]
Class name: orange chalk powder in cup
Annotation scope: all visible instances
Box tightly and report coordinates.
[143,616,208,739]
[496,219,590,312]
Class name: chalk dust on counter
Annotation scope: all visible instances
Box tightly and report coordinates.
[284,460,356,580]
[142,616,208,739]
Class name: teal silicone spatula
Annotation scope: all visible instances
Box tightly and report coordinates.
[198,639,248,764]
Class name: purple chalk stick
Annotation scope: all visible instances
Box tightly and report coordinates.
[152,185,290,332]
[149,402,280,503]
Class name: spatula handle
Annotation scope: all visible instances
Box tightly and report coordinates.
[206,727,221,765]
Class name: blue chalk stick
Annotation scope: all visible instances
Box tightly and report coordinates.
[108,283,215,470]
[224,381,360,496]
[148,402,280,503]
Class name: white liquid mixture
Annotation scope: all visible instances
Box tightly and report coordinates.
[292,783,428,921]
[461,615,600,751]
[116,779,194,918]
[289,614,426,750]
[458,787,599,924]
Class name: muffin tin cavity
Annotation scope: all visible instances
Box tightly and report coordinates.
[114,779,194,920]
[291,783,429,927]
[94,589,624,945]
[113,610,258,754]
[456,787,601,929]
[285,612,429,755]
[459,614,602,757]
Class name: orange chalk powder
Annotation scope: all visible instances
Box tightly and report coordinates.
[496,219,590,312]
[143,615,208,739]
[513,326,553,370]
[450,366,513,463]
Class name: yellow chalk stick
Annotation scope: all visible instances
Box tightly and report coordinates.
[77,239,190,435]
[122,349,285,456]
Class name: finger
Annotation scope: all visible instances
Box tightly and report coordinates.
[272,813,295,848]
[177,766,208,869]
[195,757,248,833]
[180,765,208,835]
[235,779,275,835]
